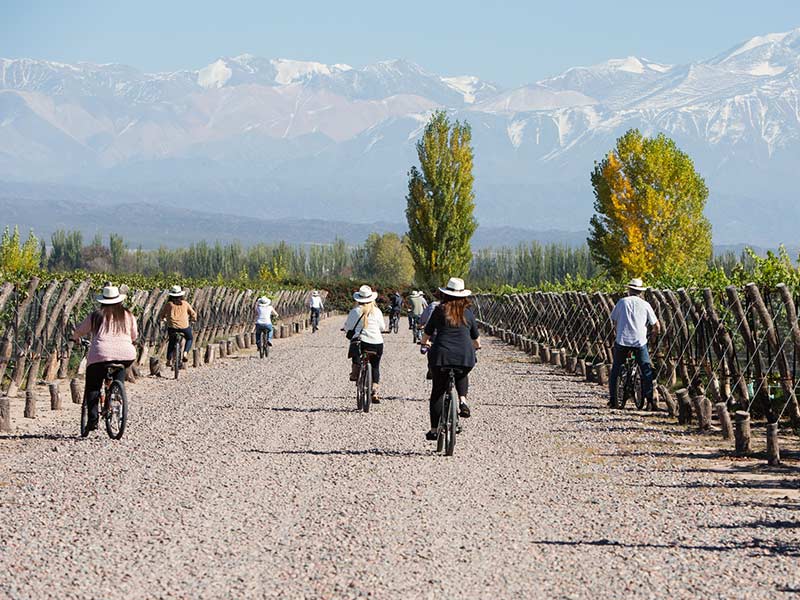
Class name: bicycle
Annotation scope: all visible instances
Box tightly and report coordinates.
[410,315,422,344]
[435,368,461,456]
[256,326,271,359]
[612,349,644,410]
[354,340,375,413]
[388,311,400,334]
[168,330,185,380]
[79,343,128,440]
[310,309,320,333]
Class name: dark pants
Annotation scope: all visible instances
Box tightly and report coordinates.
[255,323,274,348]
[167,327,193,360]
[350,342,383,384]
[609,343,654,405]
[429,367,471,429]
[84,360,133,424]
[310,308,320,324]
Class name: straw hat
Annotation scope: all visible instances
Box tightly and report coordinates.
[258,296,271,305]
[168,285,186,297]
[311,290,320,297]
[353,285,378,303]
[409,290,421,298]
[439,277,471,298]
[627,278,646,292]
[96,284,126,305]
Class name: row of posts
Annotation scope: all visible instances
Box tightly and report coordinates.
[478,321,781,466]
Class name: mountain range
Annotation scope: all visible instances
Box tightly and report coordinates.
[1,28,799,247]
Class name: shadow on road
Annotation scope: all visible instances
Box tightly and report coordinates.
[530,537,800,556]
[0,433,80,441]
[266,406,355,414]
[247,448,428,457]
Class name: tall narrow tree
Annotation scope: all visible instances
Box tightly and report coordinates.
[588,129,712,280]
[406,110,477,287]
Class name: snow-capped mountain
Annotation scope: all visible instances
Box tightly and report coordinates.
[1,28,799,246]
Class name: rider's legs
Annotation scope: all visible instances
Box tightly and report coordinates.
[181,327,194,354]
[266,323,274,343]
[634,345,654,404]
[166,328,179,362]
[83,360,132,428]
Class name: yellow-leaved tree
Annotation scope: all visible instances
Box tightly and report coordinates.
[588,129,712,280]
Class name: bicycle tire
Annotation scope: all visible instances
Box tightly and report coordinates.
[445,389,457,456]
[80,398,90,437]
[614,365,628,409]
[356,363,364,411]
[173,340,182,380]
[363,363,372,413]
[105,380,127,440]
[632,365,645,410]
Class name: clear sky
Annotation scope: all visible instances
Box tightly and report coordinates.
[3,0,799,87]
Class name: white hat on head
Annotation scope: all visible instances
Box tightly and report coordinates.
[168,285,186,297]
[311,290,320,297]
[97,285,126,305]
[439,277,471,298]
[409,290,419,298]
[627,278,646,292]
[258,296,271,305]
[353,285,378,303]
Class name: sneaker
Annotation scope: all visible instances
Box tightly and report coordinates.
[371,396,380,405]
[183,352,189,362]
[459,402,471,418]
[267,340,273,347]
[425,429,438,441]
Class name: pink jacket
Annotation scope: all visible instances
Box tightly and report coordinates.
[74,311,138,365]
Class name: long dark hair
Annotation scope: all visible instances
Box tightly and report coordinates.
[90,304,131,335]
[441,296,471,327]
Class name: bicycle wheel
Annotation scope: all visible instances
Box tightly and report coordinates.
[80,398,90,437]
[632,365,645,410]
[393,318,399,334]
[356,364,364,411]
[445,389,457,456]
[105,381,128,440]
[362,363,372,413]
[173,341,181,380]
[614,365,628,409]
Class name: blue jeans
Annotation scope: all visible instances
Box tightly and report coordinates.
[609,343,654,405]
[167,327,193,360]
[256,323,273,348]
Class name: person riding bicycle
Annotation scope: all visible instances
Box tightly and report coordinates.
[420,277,481,441]
[344,285,387,402]
[408,290,428,340]
[608,278,661,409]
[72,284,138,432]
[389,291,403,331]
[308,290,324,332]
[255,296,278,349]
[158,285,197,368]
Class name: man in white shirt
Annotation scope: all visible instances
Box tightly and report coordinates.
[308,291,324,332]
[609,278,661,409]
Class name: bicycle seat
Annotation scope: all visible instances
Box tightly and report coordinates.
[105,363,126,372]
[362,350,378,358]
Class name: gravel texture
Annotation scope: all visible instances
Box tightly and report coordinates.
[2,316,799,599]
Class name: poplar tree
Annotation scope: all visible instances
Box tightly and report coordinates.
[405,110,477,287]
[588,129,712,280]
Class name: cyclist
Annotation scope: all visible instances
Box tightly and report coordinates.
[408,290,428,341]
[308,290,324,332]
[608,278,661,409]
[255,296,278,349]
[344,285,387,402]
[420,277,481,441]
[158,285,197,368]
[389,290,403,332]
[72,284,138,431]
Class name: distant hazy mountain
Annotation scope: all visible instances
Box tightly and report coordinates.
[1,28,799,246]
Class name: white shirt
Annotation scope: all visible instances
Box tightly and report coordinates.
[610,295,658,348]
[256,304,275,325]
[310,296,323,309]
[344,305,386,345]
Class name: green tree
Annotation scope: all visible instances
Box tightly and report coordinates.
[109,233,127,272]
[588,129,711,280]
[0,226,40,272]
[355,233,415,285]
[406,110,477,287]
[48,230,83,271]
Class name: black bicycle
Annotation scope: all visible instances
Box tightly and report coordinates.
[355,341,375,413]
[388,311,400,334]
[310,309,320,333]
[80,364,128,440]
[613,349,644,410]
[169,331,185,379]
[257,327,271,359]
[411,315,422,344]
[435,368,461,456]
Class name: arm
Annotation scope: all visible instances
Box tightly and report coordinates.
[130,313,139,343]
[72,314,92,342]
[187,303,197,322]
[469,315,481,350]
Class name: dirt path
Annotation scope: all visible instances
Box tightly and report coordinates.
[1,316,799,599]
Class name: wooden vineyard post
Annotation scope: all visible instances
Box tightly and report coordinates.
[192,348,201,368]
[766,422,780,466]
[49,383,61,410]
[715,402,733,440]
[734,411,751,456]
[0,395,11,432]
[676,388,692,425]
[70,378,81,404]
[149,357,161,377]
[205,344,215,365]
[24,390,36,419]
[657,384,677,417]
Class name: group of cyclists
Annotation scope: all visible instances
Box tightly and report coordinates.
[74,275,659,440]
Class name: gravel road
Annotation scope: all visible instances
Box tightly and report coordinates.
[2,315,799,599]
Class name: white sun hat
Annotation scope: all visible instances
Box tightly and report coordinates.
[97,284,126,305]
[439,277,471,298]
[258,296,271,305]
[627,278,647,292]
[353,285,378,303]
[410,290,421,297]
[311,290,320,297]
[168,285,186,297]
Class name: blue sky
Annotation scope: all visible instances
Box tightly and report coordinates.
[3,1,799,86]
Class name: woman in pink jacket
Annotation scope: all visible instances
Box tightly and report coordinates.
[73,285,138,431]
